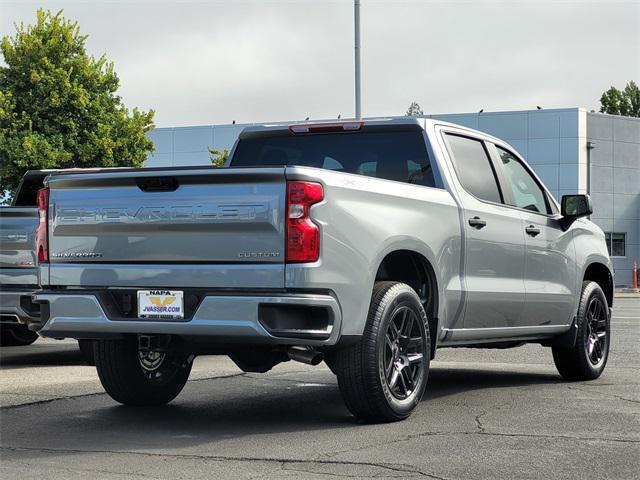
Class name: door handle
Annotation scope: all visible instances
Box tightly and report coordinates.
[468,216,487,229]
[525,225,541,237]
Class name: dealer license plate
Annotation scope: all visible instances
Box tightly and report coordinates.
[137,290,184,319]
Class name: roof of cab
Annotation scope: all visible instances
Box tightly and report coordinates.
[239,116,423,138]
[238,116,505,145]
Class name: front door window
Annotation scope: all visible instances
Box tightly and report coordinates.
[497,147,549,214]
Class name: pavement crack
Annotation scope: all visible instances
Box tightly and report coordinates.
[281,462,431,478]
[4,457,159,479]
[0,391,106,410]
[188,372,246,383]
[319,430,467,461]
[474,401,510,433]
[0,446,445,478]
[318,426,638,463]
[477,431,639,444]
[0,372,246,410]
[567,385,640,405]
[474,412,485,432]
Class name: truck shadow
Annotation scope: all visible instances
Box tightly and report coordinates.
[0,343,88,369]
[424,366,562,401]
[1,364,564,461]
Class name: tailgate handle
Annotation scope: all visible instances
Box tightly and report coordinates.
[136,177,179,192]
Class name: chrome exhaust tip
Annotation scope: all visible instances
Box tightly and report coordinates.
[287,346,324,366]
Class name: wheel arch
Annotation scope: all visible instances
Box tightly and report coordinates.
[374,248,440,359]
[583,262,614,308]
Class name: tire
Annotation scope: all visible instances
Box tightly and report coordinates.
[78,340,96,366]
[333,281,430,422]
[552,281,610,381]
[0,324,38,346]
[324,355,341,376]
[94,337,193,406]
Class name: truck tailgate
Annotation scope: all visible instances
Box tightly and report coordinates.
[0,207,39,286]
[45,167,287,289]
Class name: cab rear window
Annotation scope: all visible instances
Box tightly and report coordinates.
[231,129,440,188]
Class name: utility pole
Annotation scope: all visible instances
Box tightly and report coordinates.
[354,0,362,119]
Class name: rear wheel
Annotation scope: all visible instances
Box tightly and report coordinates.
[0,324,38,346]
[332,282,430,422]
[94,337,193,406]
[77,340,96,365]
[552,281,610,381]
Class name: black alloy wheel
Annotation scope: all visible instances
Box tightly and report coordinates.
[553,281,610,381]
[382,306,426,400]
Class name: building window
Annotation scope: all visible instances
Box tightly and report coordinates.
[604,232,626,257]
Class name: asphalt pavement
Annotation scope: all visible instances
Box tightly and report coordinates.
[1,297,638,479]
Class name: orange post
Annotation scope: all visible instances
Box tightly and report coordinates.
[633,260,638,289]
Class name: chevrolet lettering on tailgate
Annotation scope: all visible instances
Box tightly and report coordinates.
[56,204,270,224]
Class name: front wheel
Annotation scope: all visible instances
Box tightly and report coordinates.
[552,281,610,381]
[94,337,193,406]
[332,281,430,422]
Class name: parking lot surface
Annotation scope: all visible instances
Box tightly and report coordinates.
[1,297,638,479]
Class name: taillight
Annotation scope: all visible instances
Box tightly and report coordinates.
[286,181,323,263]
[36,187,49,263]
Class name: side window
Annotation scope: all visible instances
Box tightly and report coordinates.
[446,134,502,204]
[357,161,377,177]
[407,159,436,187]
[497,147,549,214]
[322,157,344,171]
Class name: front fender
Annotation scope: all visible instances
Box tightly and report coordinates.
[571,218,614,307]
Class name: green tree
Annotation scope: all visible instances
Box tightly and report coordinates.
[208,147,228,167]
[406,101,424,117]
[599,81,640,117]
[0,9,155,201]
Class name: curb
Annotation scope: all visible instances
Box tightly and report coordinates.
[614,291,640,298]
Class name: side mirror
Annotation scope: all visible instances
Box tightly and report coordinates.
[560,194,593,230]
[561,194,593,217]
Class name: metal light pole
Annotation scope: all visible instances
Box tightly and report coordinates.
[354,0,362,119]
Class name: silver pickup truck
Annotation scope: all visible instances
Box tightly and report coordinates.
[0,171,47,346]
[26,118,613,422]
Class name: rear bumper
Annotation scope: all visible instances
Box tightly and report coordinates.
[32,291,343,346]
[0,289,39,324]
